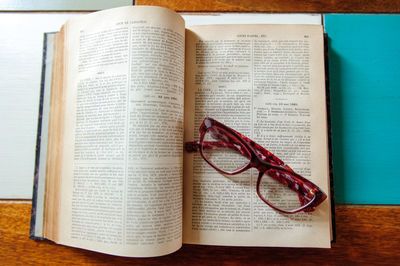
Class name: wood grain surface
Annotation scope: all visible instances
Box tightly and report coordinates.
[1,203,399,264]
[136,0,400,13]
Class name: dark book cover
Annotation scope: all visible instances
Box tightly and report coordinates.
[30,32,57,240]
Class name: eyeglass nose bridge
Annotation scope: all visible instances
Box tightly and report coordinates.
[251,156,276,173]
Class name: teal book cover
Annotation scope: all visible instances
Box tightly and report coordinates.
[325,15,400,204]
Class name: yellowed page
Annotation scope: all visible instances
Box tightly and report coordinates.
[43,29,66,241]
[183,24,331,247]
[55,6,185,257]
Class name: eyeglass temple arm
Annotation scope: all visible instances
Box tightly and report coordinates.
[185,141,200,152]
[230,131,292,170]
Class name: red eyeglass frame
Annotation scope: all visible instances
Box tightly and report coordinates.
[185,117,327,214]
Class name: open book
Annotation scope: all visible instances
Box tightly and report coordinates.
[30,6,333,257]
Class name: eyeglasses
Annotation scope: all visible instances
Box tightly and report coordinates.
[185,117,327,214]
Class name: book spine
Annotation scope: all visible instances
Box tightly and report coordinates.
[29,32,49,241]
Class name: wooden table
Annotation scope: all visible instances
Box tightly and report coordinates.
[2,0,400,264]
[1,203,399,264]
[138,0,400,12]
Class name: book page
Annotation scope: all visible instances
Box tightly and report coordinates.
[51,6,185,257]
[183,25,331,247]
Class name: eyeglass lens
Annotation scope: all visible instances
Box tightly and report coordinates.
[201,127,251,174]
[259,169,314,212]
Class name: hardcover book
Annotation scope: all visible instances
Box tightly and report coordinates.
[30,6,333,257]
